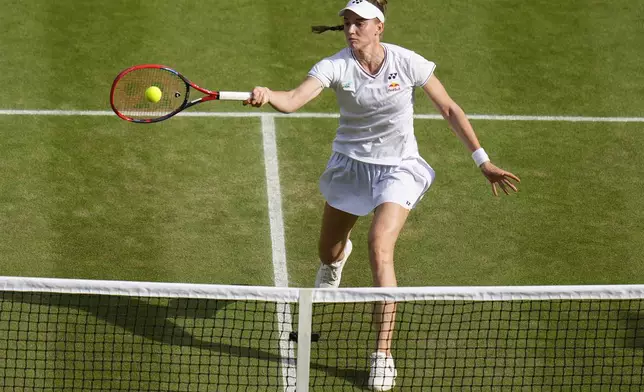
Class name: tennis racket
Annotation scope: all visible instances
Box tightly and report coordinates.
[110,64,251,123]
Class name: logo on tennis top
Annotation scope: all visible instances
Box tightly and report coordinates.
[387,72,400,92]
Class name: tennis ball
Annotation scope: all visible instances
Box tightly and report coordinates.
[145,86,162,103]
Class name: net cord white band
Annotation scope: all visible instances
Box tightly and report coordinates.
[3,276,644,303]
[0,276,299,302]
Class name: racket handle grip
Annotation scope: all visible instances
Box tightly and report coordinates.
[219,91,252,101]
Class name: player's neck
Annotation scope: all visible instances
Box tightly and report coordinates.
[353,43,385,75]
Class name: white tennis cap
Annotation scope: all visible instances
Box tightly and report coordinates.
[338,0,385,23]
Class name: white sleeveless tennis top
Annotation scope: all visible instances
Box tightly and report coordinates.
[308,43,435,165]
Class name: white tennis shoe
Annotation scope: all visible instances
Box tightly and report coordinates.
[314,239,353,288]
[368,351,397,391]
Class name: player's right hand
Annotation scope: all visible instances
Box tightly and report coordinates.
[244,86,271,108]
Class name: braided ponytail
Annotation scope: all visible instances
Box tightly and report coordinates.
[312,0,388,34]
[312,25,344,34]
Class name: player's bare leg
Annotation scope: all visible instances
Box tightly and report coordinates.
[367,202,409,390]
[315,203,359,288]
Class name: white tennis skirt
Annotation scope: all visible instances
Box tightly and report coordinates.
[319,152,436,216]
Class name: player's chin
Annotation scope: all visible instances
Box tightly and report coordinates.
[346,39,361,49]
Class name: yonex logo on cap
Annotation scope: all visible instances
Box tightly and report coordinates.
[340,0,385,22]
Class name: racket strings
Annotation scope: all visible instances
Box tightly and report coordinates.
[112,68,187,121]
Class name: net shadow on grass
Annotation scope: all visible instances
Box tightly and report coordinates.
[309,363,371,390]
[1,291,366,387]
[2,292,281,360]
[619,311,644,349]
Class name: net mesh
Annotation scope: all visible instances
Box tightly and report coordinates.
[309,300,644,391]
[0,290,294,391]
[111,67,188,121]
[1,278,644,391]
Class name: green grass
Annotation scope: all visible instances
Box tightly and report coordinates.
[1,0,644,390]
[278,119,644,287]
[0,116,273,285]
[1,1,643,115]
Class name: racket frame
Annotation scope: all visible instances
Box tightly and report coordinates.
[110,64,250,123]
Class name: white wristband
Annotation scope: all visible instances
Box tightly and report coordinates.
[472,148,490,167]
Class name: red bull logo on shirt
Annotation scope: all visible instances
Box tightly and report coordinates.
[387,72,400,92]
[387,82,401,92]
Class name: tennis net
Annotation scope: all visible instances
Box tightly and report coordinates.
[1,276,644,391]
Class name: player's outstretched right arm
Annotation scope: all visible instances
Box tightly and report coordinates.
[245,77,324,113]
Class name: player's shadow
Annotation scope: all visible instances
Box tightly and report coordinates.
[2,291,281,360]
[2,291,367,388]
[309,363,371,390]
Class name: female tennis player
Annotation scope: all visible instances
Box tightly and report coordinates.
[245,0,520,389]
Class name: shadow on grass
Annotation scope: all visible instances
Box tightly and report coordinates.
[619,311,644,349]
[309,365,371,391]
[1,291,369,389]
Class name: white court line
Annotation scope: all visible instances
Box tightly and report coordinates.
[1,109,644,122]
[261,114,296,391]
[263,113,289,289]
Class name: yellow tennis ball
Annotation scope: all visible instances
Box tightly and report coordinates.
[145,86,162,103]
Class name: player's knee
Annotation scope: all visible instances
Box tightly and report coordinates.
[368,235,395,266]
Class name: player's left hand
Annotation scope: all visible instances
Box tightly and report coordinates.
[479,162,520,196]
